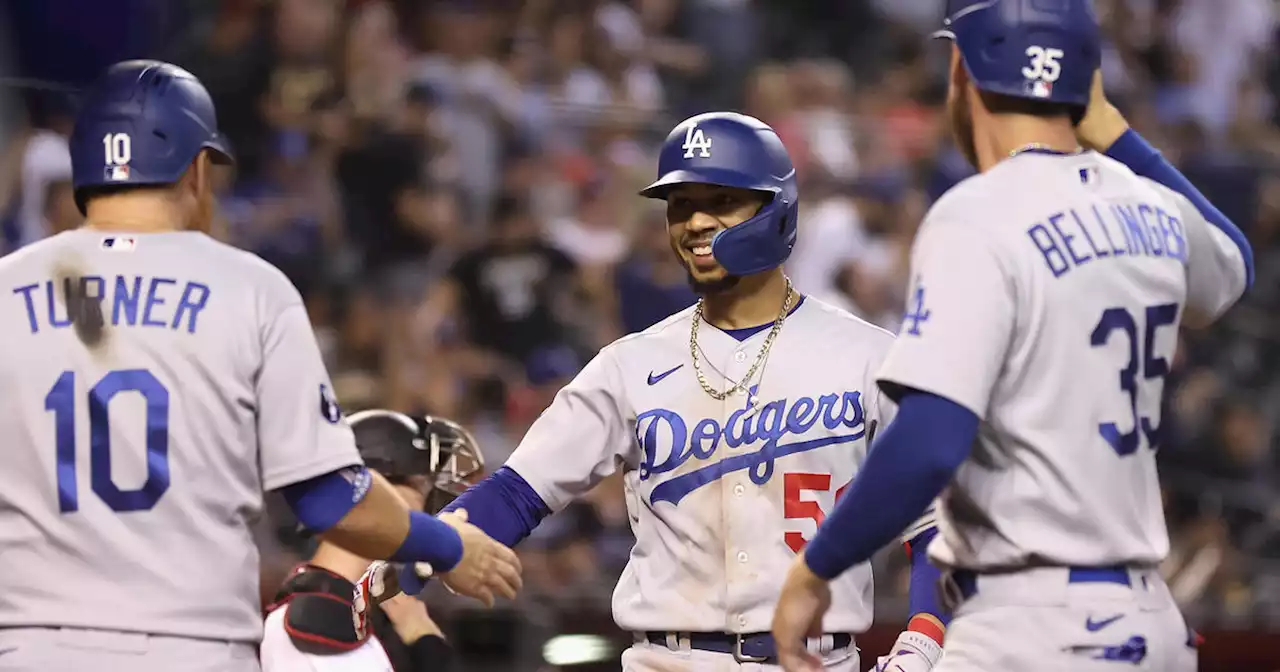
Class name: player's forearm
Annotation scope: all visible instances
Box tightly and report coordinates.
[804,392,977,579]
[441,466,551,547]
[321,471,463,570]
[1105,130,1254,288]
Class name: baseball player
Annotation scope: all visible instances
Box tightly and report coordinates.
[262,410,485,672]
[0,60,518,672]
[771,2,1254,671]
[434,111,950,671]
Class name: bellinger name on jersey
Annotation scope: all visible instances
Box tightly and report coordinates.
[13,274,212,335]
[636,384,867,506]
[1027,201,1188,278]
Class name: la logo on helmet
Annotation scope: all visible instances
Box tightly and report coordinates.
[682,124,712,159]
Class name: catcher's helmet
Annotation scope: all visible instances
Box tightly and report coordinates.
[347,410,484,514]
[934,0,1101,108]
[640,112,798,277]
[69,60,234,214]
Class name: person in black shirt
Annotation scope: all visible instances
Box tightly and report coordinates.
[415,195,578,365]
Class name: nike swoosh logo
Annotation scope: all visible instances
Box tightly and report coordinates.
[647,365,683,386]
[1085,614,1125,631]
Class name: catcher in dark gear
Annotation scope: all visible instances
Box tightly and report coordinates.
[261,410,485,672]
[352,411,485,517]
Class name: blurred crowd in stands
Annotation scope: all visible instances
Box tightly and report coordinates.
[2,0,1278,666]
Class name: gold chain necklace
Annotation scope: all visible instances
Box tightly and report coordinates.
[1008,142,1053,158]
[689,277,795,406]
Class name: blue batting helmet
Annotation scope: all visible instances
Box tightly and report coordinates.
[934,0,1101,108]
[69,60,234,214]
[639,112,798,277]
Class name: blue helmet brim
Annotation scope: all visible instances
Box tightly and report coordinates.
[204,133,235,165]
[639,167,783,200]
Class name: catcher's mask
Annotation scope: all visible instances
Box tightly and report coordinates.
[347,409,485,514]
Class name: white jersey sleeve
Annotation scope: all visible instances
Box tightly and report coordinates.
[876,214,1015,420]
[256,281,362,491]
[1145,181,1248,323]
[504,345,632,511]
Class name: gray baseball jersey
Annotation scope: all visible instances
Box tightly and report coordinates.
[877,151,1249,571]
[0,230,362,642]
[506,297,934,634]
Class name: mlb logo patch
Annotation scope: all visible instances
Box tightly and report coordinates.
[1025,80,1053,98]
[100,236,137,251]
[105,165,130,181]
[1079,165,1100,186]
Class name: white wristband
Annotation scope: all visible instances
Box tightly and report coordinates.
[892,630,943,666]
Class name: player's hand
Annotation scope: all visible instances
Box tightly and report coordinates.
[771,554,832,672]
[380,592,445,644]
[353,560,400,641]
[437,509,523,607]
[1075,70,1130,153]
[874,629,944,672]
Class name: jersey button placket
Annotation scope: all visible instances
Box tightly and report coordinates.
[722,347,745,449]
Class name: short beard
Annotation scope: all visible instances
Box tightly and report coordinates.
[688,272,740,295]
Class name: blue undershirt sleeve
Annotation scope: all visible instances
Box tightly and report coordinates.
[281,465,371,533]
[441,466,553,548]
[1105,129,1254,287]
[282,466,464,571]
[803,390,978,580]
[906,528,950,625]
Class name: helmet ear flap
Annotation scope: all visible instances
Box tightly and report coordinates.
[777,198,793,235]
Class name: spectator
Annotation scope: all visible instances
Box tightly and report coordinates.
[415,195,578,367]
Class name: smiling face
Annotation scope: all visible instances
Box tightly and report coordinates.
[665,183,767,294]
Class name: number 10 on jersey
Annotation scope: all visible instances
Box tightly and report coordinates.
[45,369,171,513]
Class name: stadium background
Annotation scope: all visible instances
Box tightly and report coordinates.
[0,0,1277,669]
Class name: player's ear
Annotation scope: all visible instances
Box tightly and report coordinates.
[193,150,213,197]
[173,151,203,203]
[185,150,218,234]
[949,44,968,93]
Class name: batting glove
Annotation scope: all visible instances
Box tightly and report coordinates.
[353,560,434,639]
[875,630,943,672]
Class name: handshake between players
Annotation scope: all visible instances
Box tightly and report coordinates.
[317,474,522,607]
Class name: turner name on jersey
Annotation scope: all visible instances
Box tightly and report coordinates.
[13,274,212,335]
[0,230,362,642]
